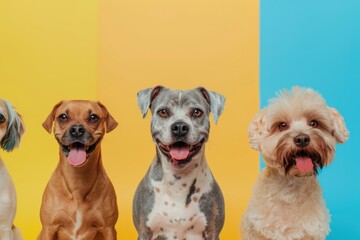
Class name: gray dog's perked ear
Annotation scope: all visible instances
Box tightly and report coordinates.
[137,86,164,118]
[197,87,226,124]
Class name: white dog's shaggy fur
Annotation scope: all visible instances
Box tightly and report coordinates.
[0,99,24,240]
[242,87,349,240]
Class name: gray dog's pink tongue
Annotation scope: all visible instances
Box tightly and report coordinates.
[295,156,314,172]
[67,148,87,166]
[170,145,190,160]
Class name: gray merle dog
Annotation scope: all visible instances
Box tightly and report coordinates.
[133,86,226,240]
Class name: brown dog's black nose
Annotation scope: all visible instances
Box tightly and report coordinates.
[171,121,189,138]
[70,125,85,138]
[294,134,310,147]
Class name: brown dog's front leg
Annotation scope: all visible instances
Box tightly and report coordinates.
[37,227,57,240]
[100,227,117,240]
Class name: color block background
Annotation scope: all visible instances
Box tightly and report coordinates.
[0,0,258,239]
[0,0,359,239]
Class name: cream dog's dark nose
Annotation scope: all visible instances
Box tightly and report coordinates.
[294,134,310,147]
[70,125,85,138]
[171,121,189,138]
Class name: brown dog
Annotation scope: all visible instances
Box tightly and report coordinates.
[38,100,118,240]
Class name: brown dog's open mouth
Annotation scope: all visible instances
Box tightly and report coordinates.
[157,139,204,168]
[62,141,99,167]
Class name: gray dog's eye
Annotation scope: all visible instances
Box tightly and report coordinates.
[0,114,5,123]
[89,114,100,123]
[57,114,68,123]
[192,109,203,118]
[158,109,169,118]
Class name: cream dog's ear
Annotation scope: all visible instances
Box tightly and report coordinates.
[328,107,349,143]
[0,100,25,152]
[197,87,226,124]
[137,85,164,118]
[97,101,118,133]
[42,101,63,133]
[248,108,267,151]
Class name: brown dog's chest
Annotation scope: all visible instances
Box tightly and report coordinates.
[54,204,105,240]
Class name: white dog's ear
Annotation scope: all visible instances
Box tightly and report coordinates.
[248,108,267,151]
[197,87,226,124]
[97,101,118,133]
[0,100,25,152]
[42,101,63,134]
[328,107,349,143]
[137,86,164,118]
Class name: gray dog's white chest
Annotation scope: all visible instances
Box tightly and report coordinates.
[146,167,213,240]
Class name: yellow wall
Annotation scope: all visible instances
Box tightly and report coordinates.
[1,0,258,239]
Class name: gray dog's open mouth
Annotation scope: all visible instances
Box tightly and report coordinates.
[157,139,204,167]
[62,141,99,167]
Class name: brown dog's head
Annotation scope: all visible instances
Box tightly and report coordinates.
[43,100,118,167]
[248,87,349,177]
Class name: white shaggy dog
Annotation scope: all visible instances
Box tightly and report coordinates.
[242,87,349,240]
[0,99,24,240]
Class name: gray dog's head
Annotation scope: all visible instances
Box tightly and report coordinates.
[137,86,225,170]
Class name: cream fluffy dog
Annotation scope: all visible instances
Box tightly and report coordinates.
[242,87,349,240]
[0,99,24,240]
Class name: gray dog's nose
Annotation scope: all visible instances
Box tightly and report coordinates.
[70,125,85,138]
[171,122,189,138]
[294,134,310,147]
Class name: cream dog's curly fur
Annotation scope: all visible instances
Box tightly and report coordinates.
[242,87,349,240]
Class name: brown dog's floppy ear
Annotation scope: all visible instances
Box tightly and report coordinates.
[197,87,226,124]
[248,108,268,151]
[328,107,349,143]
[42,101,63,134]
[97,102,118,133]
[137,86,164,118]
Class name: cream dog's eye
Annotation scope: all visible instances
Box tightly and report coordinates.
[278,122,288,131]
[89,114,100,123]
[0,114,5,123]
[192,109,203,118]
[57,114,68,123]
[309,120,319,128]
[158,109,169,118]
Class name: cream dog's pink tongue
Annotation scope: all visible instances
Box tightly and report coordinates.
[296,156,314,172]
[67,148,87,166]
[170,145,190,160]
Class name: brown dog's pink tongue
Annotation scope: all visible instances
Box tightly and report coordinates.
[295,156,314,172]
[170,145,190,161]
[67,148,87,166]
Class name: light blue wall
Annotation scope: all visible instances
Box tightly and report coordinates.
[260,0,360,239]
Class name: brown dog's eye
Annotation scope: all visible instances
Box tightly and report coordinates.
[192,109,203,118]
[0,114,5,123]
[309,120,319,128]
[89,114,99,123]
[278,122,288,131]
[57,114,68,123]
[158,109,169,118]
